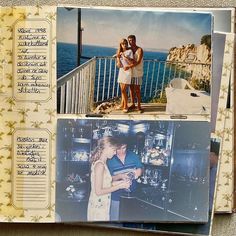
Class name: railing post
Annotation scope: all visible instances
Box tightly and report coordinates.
[107,59,113,99]
[96,58,101,103]
[74,72,79,114]
[71,75,76,113]
[144,60,150,97]
[112,62,117,99]
[149,61,156,97]
[102,58,107,101]
[65,79,72,113]
[60,84,66,114]
[160,62,167,98]
[154,62,161,98]
[89,58,96,112]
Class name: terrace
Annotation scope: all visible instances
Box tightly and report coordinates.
[57,57,211,115]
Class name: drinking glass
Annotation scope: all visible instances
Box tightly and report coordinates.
[125,171,135,195]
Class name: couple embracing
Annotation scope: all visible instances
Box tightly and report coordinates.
[116,35,144,113]
[87,136,143,221]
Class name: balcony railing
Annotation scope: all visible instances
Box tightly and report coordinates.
[57,56,210,114]
[57,57,96,114]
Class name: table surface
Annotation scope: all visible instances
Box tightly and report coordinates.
[0,214,235,236]
[165,88,210,114]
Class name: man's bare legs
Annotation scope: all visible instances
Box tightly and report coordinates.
[134,85,142,111]
[129,84,143,112]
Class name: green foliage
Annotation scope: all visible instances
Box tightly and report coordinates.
[149,92,167,104]
[190,78,210,93]
[201,35,211,49]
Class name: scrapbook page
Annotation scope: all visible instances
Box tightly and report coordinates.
[0,5,234,228]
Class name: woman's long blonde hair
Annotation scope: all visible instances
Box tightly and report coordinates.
[90,137,119,163]
[117,38,128,58]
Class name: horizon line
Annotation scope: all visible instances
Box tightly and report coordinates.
[57,42,173,53]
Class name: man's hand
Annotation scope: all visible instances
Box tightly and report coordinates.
[116,61,122,68]
[124,66,130,71]
[112,172,129,181]
[132,168,142,179]
[119,173,130,180]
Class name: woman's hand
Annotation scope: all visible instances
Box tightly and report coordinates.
[119,52,124,57]
[117,179,131,190]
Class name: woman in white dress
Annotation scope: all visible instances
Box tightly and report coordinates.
[87,137,130,221]
[116,39,134,113]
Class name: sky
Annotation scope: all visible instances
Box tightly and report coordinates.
[57,8,213,52]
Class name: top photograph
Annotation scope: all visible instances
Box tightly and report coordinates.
[57,7,212,116]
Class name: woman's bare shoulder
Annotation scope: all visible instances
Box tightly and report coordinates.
[94,160,105,169]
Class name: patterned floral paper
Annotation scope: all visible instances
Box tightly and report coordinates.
[0,6,56,222]
[214,33,234,213]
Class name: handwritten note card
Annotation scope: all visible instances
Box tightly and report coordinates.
[13,129,50,209]
[13,19,51,101]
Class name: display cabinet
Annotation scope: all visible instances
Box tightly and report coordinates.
[56,121,93,221]
[119,121,210,222]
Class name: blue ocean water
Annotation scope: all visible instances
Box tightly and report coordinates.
[57,43,169,101]
[57,42,168,79]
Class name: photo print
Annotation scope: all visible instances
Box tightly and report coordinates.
[82,137,221,236]
[56,119,211,223]
[57,8,212,116]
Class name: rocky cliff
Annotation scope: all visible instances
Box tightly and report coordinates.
[167,43,211,89]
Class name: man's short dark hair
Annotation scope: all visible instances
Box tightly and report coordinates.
[128,35,136,42]
[117,136,128,147]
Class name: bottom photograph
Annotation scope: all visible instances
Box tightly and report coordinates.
[55,119,211,223]
[96,137,220,236]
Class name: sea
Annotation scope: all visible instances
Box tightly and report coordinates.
[57,42,169,102]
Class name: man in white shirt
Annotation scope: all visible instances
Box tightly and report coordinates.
[126,35,144,113]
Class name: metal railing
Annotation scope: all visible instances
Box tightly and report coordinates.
[57,56,211,114]
[57,57,96,114]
